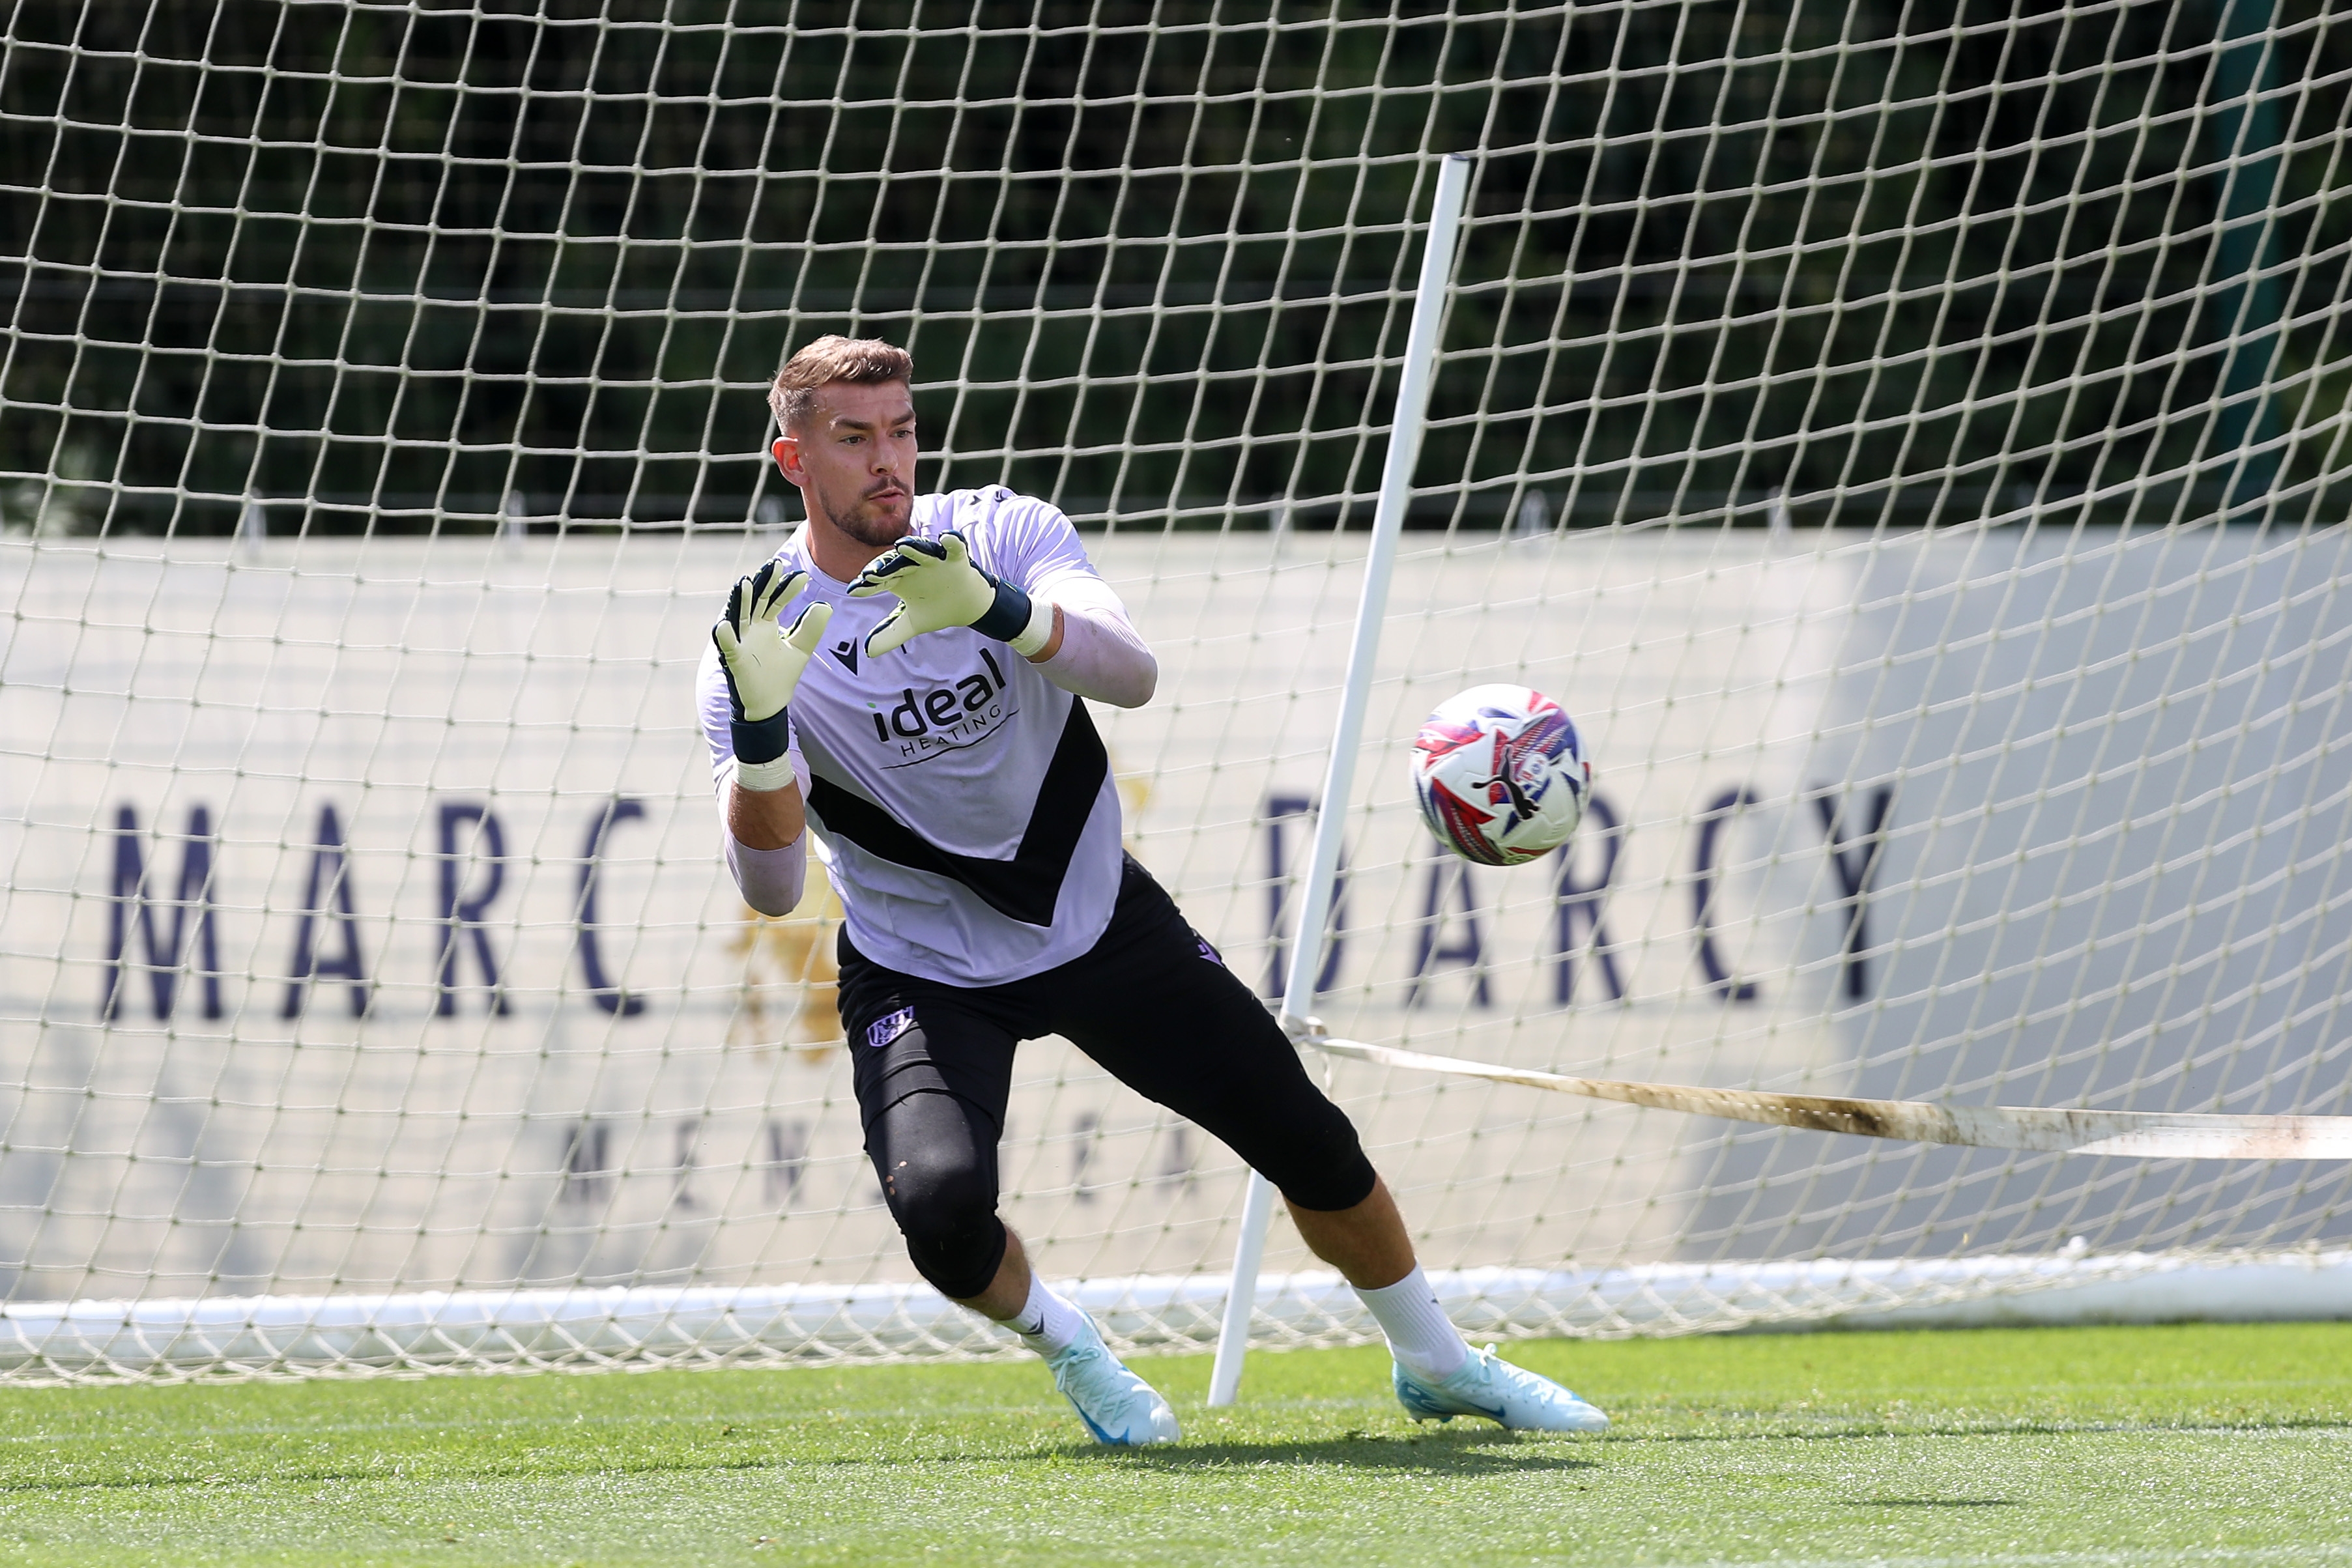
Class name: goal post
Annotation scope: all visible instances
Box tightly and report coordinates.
[1,2,2349,1380]
[1207,150,1472,1409]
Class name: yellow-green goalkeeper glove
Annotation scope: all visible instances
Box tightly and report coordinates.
[847,530,1054,659]
[711,560,832,791]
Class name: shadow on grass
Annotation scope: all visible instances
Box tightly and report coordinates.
[1048,1428,1599,1474]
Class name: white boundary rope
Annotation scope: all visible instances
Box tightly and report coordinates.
[1297,1023,2352,1161]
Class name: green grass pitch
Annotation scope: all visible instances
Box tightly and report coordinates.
[0,1322,2343,1566]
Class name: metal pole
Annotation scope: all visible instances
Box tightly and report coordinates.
[1205,152,1474,1409]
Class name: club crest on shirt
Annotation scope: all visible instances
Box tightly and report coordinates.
[865,1006,917,1050]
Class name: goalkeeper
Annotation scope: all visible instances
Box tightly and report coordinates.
[697,335,1607,1446]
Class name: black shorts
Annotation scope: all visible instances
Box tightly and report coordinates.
[835,855,1377,1296]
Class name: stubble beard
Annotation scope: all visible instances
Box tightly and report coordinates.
[816,480,913,550]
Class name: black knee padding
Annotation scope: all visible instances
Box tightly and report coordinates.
[1271,1102,1379,1213]
[868,1091,1008,1299]
[1203,1083,1378,1214]
[891,1158,1006,1300]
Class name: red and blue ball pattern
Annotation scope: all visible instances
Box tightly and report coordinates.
[1410,683,1591,866]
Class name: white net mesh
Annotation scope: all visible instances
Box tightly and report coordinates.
[1,0,2349,1378]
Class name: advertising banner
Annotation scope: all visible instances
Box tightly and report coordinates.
[2,524,2344,1303]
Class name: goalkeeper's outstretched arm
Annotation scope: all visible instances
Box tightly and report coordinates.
[848,528,1158,709]
[697,642,812,917]
[702,561,831,918]
[720,791,808,918]
[1025,581,1156,709]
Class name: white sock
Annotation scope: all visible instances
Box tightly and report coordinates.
[1357,1266,1469,1381]
[1005,1274,1085,1358]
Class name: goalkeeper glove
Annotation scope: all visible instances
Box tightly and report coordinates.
[711,560,832,791]
[848,530,1054,659]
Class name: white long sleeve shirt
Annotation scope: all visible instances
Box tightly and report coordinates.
[696,487,1158,985]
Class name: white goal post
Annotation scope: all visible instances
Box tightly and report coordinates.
[1,1,2349,1380]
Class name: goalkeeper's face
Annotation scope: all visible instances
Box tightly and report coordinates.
[773,379,919,557]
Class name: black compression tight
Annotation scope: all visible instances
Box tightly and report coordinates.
[867,1090,1011,1300]
[845,857,1377,1301]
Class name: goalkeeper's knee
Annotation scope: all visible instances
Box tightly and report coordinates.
[1234,1092,1379,1214]
[876,1138,1007,1299]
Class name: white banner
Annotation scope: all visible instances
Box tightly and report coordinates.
[2,524,2346,1305]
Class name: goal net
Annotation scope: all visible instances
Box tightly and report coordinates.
[1,0,2348,1379]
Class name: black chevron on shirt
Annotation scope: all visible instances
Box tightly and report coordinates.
[805,699,1109,928]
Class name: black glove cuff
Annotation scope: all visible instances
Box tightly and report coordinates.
[970,573,1034,642]
[730,707,792,766]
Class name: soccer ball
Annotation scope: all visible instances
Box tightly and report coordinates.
[1409,684,1591,866]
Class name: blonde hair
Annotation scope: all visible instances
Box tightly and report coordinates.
[769,335,913,435]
